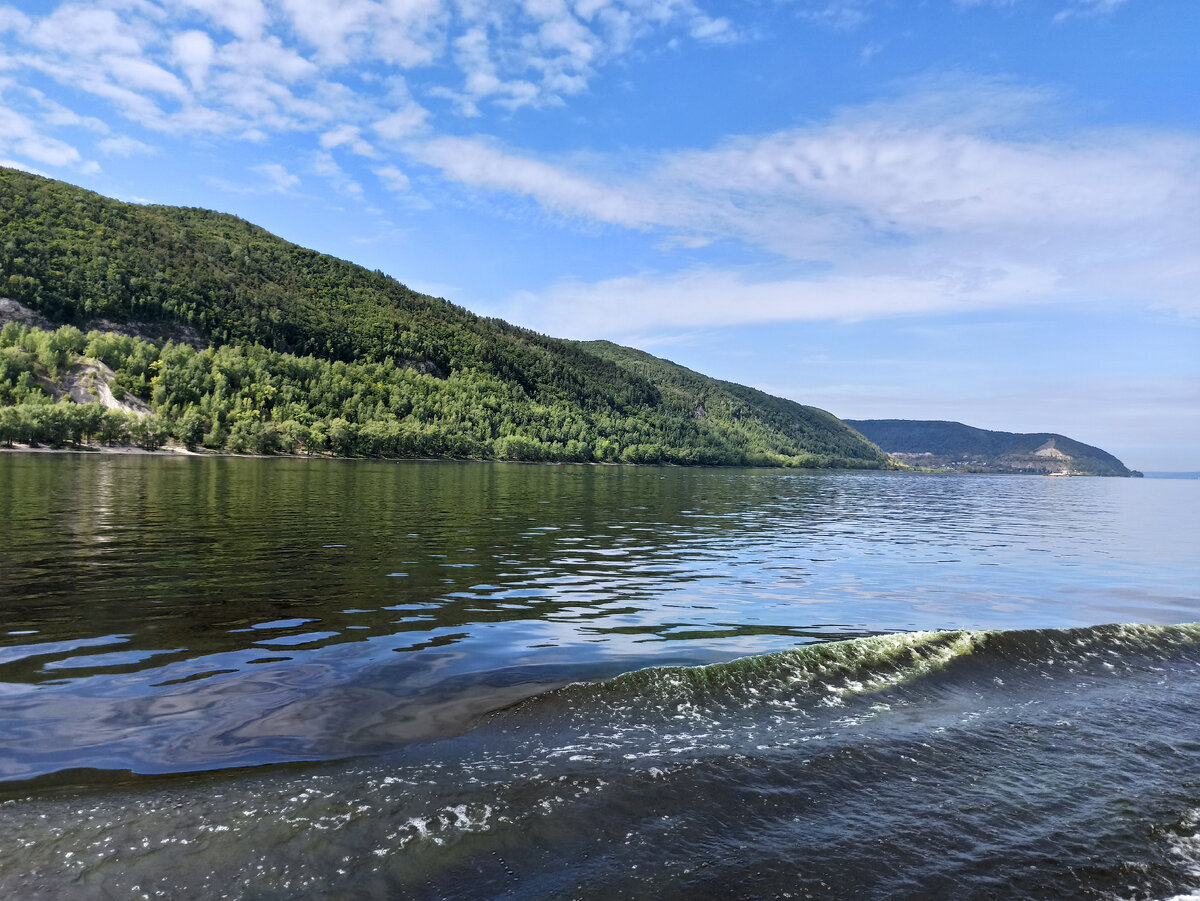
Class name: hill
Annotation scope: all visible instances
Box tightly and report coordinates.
[845,419,1137,477]
[580,341,881,465]
[0,167,886,468]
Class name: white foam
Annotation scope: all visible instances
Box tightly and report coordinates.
[1160,808,1200,900]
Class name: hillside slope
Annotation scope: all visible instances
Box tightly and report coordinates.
[0,168,885,467]
[580,341,883,465]
[846,419,1136,476]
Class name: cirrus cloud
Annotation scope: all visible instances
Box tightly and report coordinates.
[411,81,1200,332]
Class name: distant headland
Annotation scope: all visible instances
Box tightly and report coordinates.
[846,419,1140,477]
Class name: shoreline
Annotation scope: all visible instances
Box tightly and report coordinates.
[0,442,645,467]
[0,442,489,465]
[2,442,211,458]
[0,442,895,471]
[0,445,1152,476]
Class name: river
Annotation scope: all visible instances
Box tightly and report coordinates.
[1,455,1197,898]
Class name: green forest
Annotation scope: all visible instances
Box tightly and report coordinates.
[0,168,888,468]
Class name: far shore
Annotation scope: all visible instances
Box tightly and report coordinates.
[0,442,631,467]
[0,443,894,471]
[0,441,456,464]
[3,442,210,458]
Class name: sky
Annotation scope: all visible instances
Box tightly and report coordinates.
[0,0,1196,470]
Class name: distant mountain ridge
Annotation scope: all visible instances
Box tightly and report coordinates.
[0,167,886,468]
[846,419,1138,477]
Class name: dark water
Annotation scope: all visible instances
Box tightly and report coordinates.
[1,455,1198,898]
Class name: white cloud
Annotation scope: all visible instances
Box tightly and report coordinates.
[285,0,443,66]
[417,82,1199,331]
[320,123,377,157]
[98,134,156,156]
[102,54,188,98]
[277,0,444,67]
[0,0,742,182]
[410,136,662,227]
[167,103,241,136]
[0,157,49,176]
[374,0,444,66]
[659,234,714,250]
[174,0,267,41]
[656,121,1197,255]
[57,70,169,128]
[795,1,871,31]
[426,0,736,113]
[0,7,30,34]
[373,102,430,140]
[215,36,317,84]
[29,5,144,56]
[278,0,375,64]
[1054,0,1129,22]
[253,162,300,192]
[689,15,732,41]
[0,96,84,167]
[503,264,1063,339]
[374,164,410,192]
[34,94,109,132]
[172,30,214,89]
[312,150,363,197]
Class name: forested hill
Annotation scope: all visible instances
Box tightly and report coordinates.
[580,341,881,464]
[846,419,1136,476]
[0,167,886,467]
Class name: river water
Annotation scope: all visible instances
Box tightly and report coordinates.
[1,455,1198,898]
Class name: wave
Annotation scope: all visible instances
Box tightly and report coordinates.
[6,623,1200,899]
[506,621,1200,731]
[6,622,1197,791]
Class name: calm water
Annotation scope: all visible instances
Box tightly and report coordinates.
[1,455,1198,898]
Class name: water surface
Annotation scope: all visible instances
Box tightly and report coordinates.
[1,456,1197,898]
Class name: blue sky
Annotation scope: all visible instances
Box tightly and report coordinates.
[0,0,1196,469]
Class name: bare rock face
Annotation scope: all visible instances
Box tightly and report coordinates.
[60,360,152,416]
[402,358,448,380]
[0,297,53,330]
[85,318,207,351]
[31,357,152,417]
[0,297,208,351]
[1032,439,1070,459]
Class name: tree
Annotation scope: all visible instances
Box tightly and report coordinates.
[98,409,131,445]
[306,421,327,455]
[175,406,205,448]
[276,419,307,454]
[71,403,105,445]
[0,405,19,446]
[32,402,72,447]
[328,417,355,456]
[130,413,169,450]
